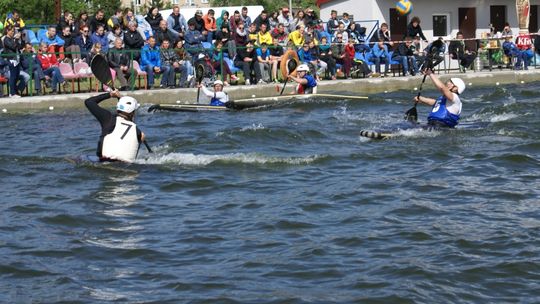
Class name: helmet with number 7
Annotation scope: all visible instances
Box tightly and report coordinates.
[117,96,139,113]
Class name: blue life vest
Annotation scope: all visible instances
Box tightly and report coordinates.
[298,75,317,94]
[209,92,228,106]
[428,95,460,128]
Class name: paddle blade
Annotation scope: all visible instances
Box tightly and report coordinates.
[90,55,114,88]
[404,106,418,122]
[287,59,298,75]
[148,104,161,113]
[195,63,205,83]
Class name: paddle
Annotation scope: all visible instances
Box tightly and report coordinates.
[90,55,153,153]
[195,63,204,104]
[404,74,426,123]
[279,59,298,95]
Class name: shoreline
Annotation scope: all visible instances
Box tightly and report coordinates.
[1,69,538,112]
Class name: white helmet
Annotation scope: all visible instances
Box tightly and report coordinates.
[296,64,310,72]
[213,80,224,86]
[117,96,139,113]
[450,78,466,94]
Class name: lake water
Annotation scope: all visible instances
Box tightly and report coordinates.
[1,82,539,303]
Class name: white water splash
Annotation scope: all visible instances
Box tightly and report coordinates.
[136,152,322,166]
[394,128,441,138]
[489,113,518,122]
[240,123,265,131]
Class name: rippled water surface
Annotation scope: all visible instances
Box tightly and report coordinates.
[1,82,539,303]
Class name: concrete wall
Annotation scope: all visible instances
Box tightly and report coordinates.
[2,70,539,113]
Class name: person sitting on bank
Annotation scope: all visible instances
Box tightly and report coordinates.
[198,80,229,106]
[414,69,465,128]
[84,90,145,163]
[449,31,477,72]
[288,64,317,94]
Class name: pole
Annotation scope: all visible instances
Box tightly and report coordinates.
[54,0,62,21]
[289,0,292,13]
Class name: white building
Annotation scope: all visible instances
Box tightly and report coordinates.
[317,0,540,41]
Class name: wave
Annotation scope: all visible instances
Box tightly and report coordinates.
[136,152,325,166]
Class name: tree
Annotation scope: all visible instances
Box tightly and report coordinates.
[90,0,122,18]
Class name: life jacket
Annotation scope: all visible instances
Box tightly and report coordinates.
[101,116,140,162]
[209,92,229,106]
[296,74,317,94]
[427,95,461,128]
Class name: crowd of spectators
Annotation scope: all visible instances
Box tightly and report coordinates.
[0,6,538,98]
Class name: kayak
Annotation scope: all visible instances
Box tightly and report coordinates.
[359,121,486,140]
[148,94,369,113]
[66,155,138,174]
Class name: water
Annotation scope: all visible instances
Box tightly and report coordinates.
[1,82,539,303]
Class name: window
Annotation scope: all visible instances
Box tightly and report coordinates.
[433,14,449,37]
[135,0,141,6]
[201,0,209,3]
[172,0,179,4]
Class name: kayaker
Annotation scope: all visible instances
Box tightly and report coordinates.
[85,90,145,162]
[198,80,229,106]
[414,69,465,128]
[288,64,317,94]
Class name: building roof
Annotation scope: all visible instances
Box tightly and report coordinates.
[316,0,335,7]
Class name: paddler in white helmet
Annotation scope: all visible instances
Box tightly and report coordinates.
[84,89,145,162]
[288,63,317,94]
[414,69,465,128]
[198,79,229,106]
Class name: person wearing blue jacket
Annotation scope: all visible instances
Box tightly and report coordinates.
[90,25,109,53]
[370,38,389,75]
[75,25,93,62]
[184,20,204,56]
[140,36,170,88]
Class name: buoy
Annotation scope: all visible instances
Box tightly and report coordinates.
[413,87,418,91]
[520,80,524,84]
[176,100,180,104]
[49,106,54,111]
[496,82,500,86]
[384,90,388,93]
[468,82,472,86]
[2,109,6,113]
[251,94,256,98]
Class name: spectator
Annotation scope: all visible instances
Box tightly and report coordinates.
[331,32,352,78]
[233,21,248,47]
[89,9,106,34]
[294,10,306,28]
[107,37,133,91]
[327,10,340,35]
[304,8,318,27]
[4,10,25,33]
[216,10,230,33]
[304,26,319,45]
[3,25,24,97]
[91,25,109,52]
[76,11,89,31]
[314,19,331,43]
[241,7,252,27]
[340,12,351,29]
[412,36,426,66]
[298,41,315,76]
[145,7,163,33]
[20,42,46,95]
[333,23,348,44]
[515,31,534,70]
[107,24,124,50]
[269,37,284,82]
[278,7,294,33]
[255,43,272,83]
[107,9,123,31]
[215,24,235,58]
[308,39,327,80]
[57,11,77,35]
[404,16,427,41]
[203,9,217,43]
[501,22,513,37]
[271,23,288,46]
[75,25,93,62]
[188,10,206,35]
[349,23,370,53]
[288,24,305,46]
[40,25,65,61]
[373,22,393,48]
[318,36,336,79]
[212,40,238,84]
[248,23,258,43]
[37,42,66,94]
[269,11,279,30]
[154,20,177,46]
[167,6,188,39]
[449,32,476,72]
[160,39,188,88]
[60,25,82,63]
[234,41,256,85]
[370,38,390,76]
[392,36,418,76]
[230,10,242,32]
[184,20,204,56]
[253,10,270,32]
[140,36,170,88]
[123,21,145,61]
[257,23,273,46]
[122,8,136,30]
[174,39,194,83]
[88,42,103,63]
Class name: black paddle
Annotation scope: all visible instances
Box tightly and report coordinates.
[404,74,427,122]
[195,63,204,104]
[279,59,298,95]
[90,55,153,153]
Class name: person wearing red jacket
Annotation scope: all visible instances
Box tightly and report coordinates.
[203,9,216,43]
[36,42,66,94]
[515,32,534,70]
